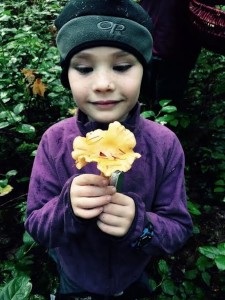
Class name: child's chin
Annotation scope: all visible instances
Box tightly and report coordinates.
[93,114,121,124]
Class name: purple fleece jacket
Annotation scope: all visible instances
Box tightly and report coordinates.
[25,104,192,295]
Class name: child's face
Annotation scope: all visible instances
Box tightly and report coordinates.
[68,47,143,123]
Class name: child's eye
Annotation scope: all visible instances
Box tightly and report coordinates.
[113,64,132,72]
[75,66,93,74]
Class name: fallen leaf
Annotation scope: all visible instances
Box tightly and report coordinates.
[21,68,36,84]
[32,78,46,97]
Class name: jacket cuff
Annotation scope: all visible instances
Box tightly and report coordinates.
[111,192,152,246]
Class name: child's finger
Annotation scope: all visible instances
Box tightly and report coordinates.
[73,185,116,198]
[73,174,109,187]
[75,195,112,209]
[75,206,104,219]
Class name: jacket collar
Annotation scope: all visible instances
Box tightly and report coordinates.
[76,102,141,136]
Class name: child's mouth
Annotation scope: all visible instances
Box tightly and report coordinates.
[91,100,121,107]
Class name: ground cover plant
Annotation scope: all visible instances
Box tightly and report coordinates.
[0,1,225,299]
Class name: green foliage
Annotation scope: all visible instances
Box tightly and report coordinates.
[141,100,178,127]
[0,276,32,300]
[184,50,225,205]
[0,1,67,298]
[0,232,35,299]
[0,0,225,299]
[150,259,205,299]
[143,50,225,299]
[141,100,191,128]
[0,232,36,281]
[187,200,201,216]
[0,170,17,196]
[0,0,73,174]
[199,243,225,271]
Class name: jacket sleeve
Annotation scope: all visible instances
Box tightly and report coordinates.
[24,132,89,248]
[146,144,193,255]
[119,135,193,255]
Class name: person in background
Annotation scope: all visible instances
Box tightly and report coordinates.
[140,0,202,110]
[25,1,193,299]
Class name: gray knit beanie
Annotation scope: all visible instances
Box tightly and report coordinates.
[55,0,153,88]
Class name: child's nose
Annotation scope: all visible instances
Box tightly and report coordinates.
[92,72,115,92]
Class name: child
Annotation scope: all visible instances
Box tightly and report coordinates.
[25,1,193,299]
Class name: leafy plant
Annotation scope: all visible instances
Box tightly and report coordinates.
[199,243,225,271]
[0,1,225,299]
[141,99,191,129]
[150,259,205,299]
[0,170,17,196]
[0,276,32,300]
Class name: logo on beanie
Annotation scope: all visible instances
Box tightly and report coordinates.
[97,21,125,34]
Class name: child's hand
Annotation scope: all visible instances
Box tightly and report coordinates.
[97,193,135,237]
[70,174,116,219]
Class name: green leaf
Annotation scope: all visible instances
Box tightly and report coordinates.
[201,271,211,286]
[215,255,225,270]
[169,119,178,127]
[155,116,168,125]
[158,259,169,274]
[155,114,178,126]
[211,152,225,160]
[16,124,35,134]
[182,281,196,294]
[17,177,30,183]
[6,170,17,179]
[214,179,225,186]
[161,279,176,295]
[141,110,155,119]
[215,117,224,128]
[0,111,9,119]
[13,103,24,115]
[48,92,59,99]
[161,106,177,113]
[0,121,10,129]
[31,150,37,157]
[0,179,8,188]
[159,100,172,107]
[161,114,176,122]
[184,269,197,280]
[149,279,157,291]
[0,15,11,22]
[23,231,36,246]
[193,224,200,234]
[196,256,213,271]
[187,201,201,215]
[199,246,220,259]
[217,243,225,255]
[0,276,32,300]
[0,185,13,196]
[214,187,225,193]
